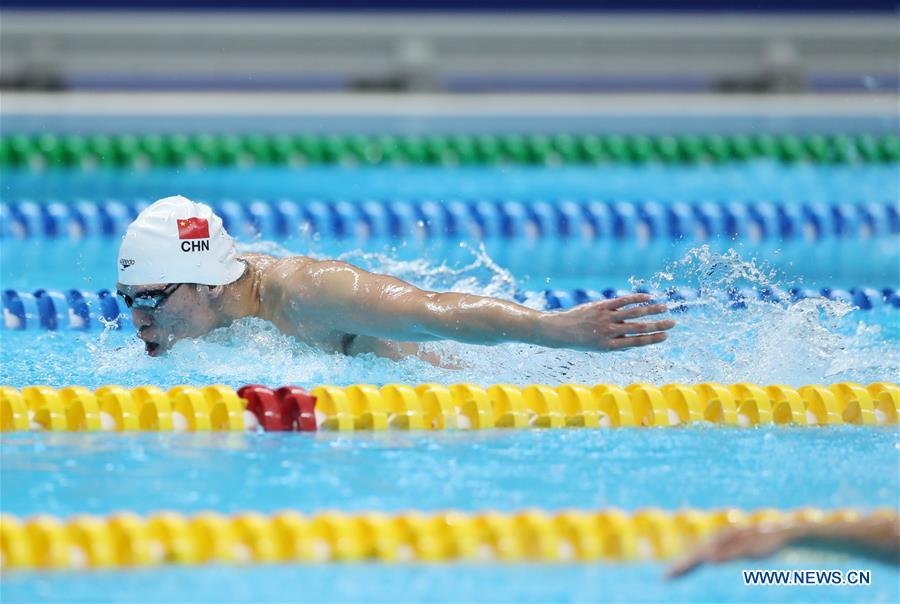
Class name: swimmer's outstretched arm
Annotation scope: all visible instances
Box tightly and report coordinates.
[667,516,900,578]
[284,260,674,351]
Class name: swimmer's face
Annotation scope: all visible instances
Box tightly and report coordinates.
[116,282,221,356]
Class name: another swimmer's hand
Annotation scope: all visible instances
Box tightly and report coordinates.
[666,524,795,579]
[538,294,675,351]
[667,516,900,579]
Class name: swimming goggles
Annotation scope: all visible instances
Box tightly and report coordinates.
[117,283,182,310]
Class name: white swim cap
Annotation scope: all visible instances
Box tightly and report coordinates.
[117,195,245,286]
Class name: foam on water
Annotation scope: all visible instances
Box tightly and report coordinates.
[3,242,895,390]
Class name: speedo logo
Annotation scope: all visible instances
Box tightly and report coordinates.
[177,217,210,253]
[120,258,135,269]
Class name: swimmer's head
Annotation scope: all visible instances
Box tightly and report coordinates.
[117,195,244,287]
[116,195,245,356]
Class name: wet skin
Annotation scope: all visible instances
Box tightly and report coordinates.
[117,253,676,362]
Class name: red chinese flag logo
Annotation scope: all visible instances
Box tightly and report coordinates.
[177,217,210,240]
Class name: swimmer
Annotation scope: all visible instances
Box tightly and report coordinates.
[667,515,900,578]
[116,196,675,361]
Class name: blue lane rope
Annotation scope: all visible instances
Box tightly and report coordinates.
[537,286,900,312]
[2,289,127,331]
[3,286,897,331]
[2,199,898,241]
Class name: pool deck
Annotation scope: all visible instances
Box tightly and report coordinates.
[2,92,897,134]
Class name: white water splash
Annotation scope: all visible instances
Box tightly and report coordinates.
[336,241,520,300]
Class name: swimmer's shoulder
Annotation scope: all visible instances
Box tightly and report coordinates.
[240,254,319,299]
[243,254,366,299]
[250,256,360,282]
[238,253,313,275]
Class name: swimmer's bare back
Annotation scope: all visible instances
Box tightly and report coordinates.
[241,253,675,363]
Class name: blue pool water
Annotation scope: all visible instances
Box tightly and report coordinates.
[3,234,900,290]
[2,429,899,602]
[2,133,899,602]
[5,559,897,604]
[3,164,898,202]
[3,429,898,517]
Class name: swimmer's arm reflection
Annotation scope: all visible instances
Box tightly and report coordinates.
[281,260,675,352]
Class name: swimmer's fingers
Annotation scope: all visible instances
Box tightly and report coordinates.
[612,319,676,336]
[665,529,746,579]
[613,303,669,320]
[607,332,668,349]
[666,548,708,579]
[600,293,652,310]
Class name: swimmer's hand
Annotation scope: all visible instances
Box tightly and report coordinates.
[667,517,900,579]
[538,294,674,351]
[666,524,794,579]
